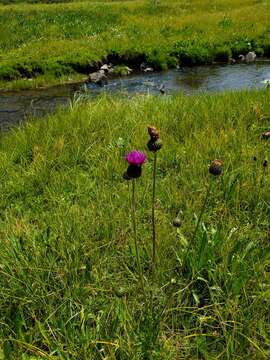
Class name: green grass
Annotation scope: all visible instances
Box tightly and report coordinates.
[1,0,270,89]
[0,73,87,91]
[0,90,270,359]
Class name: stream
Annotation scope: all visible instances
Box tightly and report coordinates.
[1,62,270,130]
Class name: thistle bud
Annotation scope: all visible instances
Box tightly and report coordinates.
[172,217,181,228]
[209,159,223,176]
[261,131,270,140]
[147,138,163,152]
[148,126,160,140]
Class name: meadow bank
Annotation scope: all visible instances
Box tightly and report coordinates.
[1,0,270,89]
[0,91,269,358]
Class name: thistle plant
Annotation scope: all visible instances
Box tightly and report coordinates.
[147,126,163,273]
[191,159,224,244]
[123,150,147,296]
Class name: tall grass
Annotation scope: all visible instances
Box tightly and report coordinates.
[1,0,270,87]
[0,90,269,359]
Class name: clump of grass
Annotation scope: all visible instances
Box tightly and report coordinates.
[112,65,131,76]
[214,46,232,63]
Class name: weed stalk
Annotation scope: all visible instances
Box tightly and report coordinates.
[191,177,215,244]
[131,179,145,298]
[151,152,157,273]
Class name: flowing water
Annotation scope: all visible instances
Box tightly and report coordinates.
[1,62,270,130]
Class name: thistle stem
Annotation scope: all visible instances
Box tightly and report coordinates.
[152,152,157,272]
[131,179,145,296]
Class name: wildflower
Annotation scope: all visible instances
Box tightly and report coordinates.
[125,150,147,179]
[125,150,147,166]
[124,151,146,297]
[209,159,224,176]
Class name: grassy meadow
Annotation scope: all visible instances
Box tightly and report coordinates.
[1,0,270,359]
[1,0,270,89]
[0,90,270,358]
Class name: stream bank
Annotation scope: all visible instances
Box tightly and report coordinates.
[1,62,270,130]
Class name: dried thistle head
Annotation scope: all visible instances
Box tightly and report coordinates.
[209,159,224,176]
[147,125,160,140]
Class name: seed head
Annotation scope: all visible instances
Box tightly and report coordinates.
[148,126,160,140]
[209,159,224,176]
[263,159,268,168]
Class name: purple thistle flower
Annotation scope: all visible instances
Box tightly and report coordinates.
[125,150,147,167]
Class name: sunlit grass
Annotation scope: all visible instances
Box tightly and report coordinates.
[1,0,270,88]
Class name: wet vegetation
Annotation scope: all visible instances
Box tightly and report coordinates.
[0,90,270,358]
[0,0,270,88]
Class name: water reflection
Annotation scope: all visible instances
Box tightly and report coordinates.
[1,63,270,129]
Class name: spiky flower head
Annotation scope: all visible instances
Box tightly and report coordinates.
[125,150,147,166]
[209,159,224,176]
[148,126,160,140]
[147,138,163,152]
[124,150,147,179]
